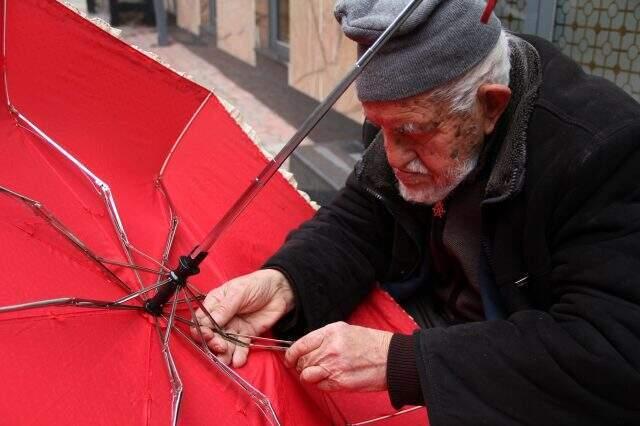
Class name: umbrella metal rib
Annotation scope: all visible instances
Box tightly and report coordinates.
[96,257,169,276]
[172,314,293,352]
[160,290,185,426]
[2,0,9,108]
[0,185,282,424]
[167,314,282,426]
[155,179,180,277]
[12,108,150,293]
[0,296,145,314]
[0,184,139,298]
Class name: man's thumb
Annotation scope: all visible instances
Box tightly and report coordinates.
[197,288,242,329]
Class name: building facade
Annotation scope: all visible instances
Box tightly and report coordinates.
[175,1,639,121]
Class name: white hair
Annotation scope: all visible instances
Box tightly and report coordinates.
[398,153,480,204]
[429,30,512,114]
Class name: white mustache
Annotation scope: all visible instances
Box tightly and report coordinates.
[403,158,429,174]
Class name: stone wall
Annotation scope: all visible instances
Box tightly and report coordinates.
[176,0,207,35]
[216,0,257,66]
[288,0,362,123]
[255,0,269,50]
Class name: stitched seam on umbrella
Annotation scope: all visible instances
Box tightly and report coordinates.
[7,221,118,277]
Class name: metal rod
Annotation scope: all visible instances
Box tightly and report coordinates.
[112,279,171,305]
[3,0,11,109]
[182,288,210,351]
[0,297,144,314]
[189,0,425,259]
[172,314,293,351]
[15,109,154,293]
[154,317,184,426]
[125,241,171,273]
[227,333,293,347]
[180,286,248,347]
[155,180,179,280]
[0,184,138,298]
[347,406,424,426]
[171,293,205,305]
[170,323,282,426]
[186,282,204,298]
[15,111,106,189]
[181,285,225,334]
[163,289,180,347]
[96,257,169,275]
[159,93,212,178]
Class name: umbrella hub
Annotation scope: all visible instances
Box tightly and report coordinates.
[145,252,207,316]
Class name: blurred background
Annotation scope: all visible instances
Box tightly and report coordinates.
[68,0,640,205]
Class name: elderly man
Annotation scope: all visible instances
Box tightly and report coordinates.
[194,0,640,424]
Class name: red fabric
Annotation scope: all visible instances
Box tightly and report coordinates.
[0,0,427,424]
[481,0,498,24]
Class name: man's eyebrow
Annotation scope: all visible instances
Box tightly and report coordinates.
[395,122,437,134]
[395,122,419,133]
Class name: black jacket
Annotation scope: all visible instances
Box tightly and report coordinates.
[266,35,640,425]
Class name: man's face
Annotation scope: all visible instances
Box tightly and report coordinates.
[362,94,485,205]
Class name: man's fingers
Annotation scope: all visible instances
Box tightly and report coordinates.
[300,365,331,385]
[296,351,322,373]
[196,326,227,355]
[196,285,242,329]
[204,331,234,364]
[285,328,325,368]
[316,379,340,392]
[191,325,215,345]
[231,337,250,368]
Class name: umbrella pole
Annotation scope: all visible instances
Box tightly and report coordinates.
[191,0,425,258]
[144,0,426,315]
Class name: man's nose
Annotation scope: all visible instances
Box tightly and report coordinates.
[384,135,415,168]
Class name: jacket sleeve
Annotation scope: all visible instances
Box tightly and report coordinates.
[264,170,392,335]
[415,124,640,425]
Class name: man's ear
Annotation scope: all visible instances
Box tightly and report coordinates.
[477,84,511,135]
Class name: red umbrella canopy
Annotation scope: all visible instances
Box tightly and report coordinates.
[0,0,427,424]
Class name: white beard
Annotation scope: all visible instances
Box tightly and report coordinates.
[397,154,480,205]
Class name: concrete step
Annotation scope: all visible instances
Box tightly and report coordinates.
[290,139,363,206]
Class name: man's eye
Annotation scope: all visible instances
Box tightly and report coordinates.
[395,126,415,135]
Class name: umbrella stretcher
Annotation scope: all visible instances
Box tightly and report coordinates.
[0,0,428,424]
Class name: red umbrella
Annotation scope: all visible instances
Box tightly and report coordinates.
[0,0,427,424]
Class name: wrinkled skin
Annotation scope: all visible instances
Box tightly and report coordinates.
[285,321,393,392]
[193,269,295,367]
[362,84,511,204]
[194,84,511,392]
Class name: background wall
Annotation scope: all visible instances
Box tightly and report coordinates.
[216,0,257,66]
[288,0,362,123]
[176,0,207,36]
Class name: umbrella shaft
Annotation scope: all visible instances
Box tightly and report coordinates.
[191,0,425,258]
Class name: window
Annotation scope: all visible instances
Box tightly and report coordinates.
[496,0,639,103]
[269,0,289,62]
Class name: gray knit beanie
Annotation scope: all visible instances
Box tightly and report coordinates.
[334,0,502,101]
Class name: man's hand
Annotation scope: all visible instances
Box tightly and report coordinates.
[285,322,392,392]
[192,269,295,368]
